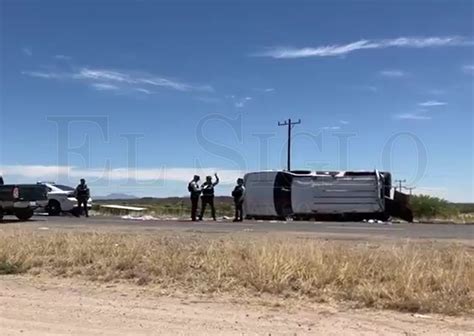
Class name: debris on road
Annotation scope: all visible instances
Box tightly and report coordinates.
[121,215,158,221]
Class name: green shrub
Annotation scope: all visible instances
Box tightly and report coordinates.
[410,194,459,219]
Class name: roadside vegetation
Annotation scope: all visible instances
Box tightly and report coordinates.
[406,194,474,223]
[409,195,463,221]
[0,231,472,315]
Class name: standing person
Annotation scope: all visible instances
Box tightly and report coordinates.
[231,178,245,222]
[199,173,219,221]
[75,179,90,217]
[188,175,201,221]
[0,176,4,185]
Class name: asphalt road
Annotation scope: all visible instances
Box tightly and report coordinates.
[1,215,472,243]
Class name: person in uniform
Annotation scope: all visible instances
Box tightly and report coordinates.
[188,175,201,221]
[75,179,90,217]
[231,178,245,222]
[199,173,219,221]
[0,176,4,185]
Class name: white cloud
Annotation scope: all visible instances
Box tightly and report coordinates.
[0,165,71,178]
[235,96,252,108]
[54,54,72,60]
[357,85,378,93]
[22,66,213,94]
[379,70,407,78]
[75,68,131,83]
[22,47,32,56]
[253,88,275,94]
[322,121,348,129]
[395,101,446,120]
[255,36,472,59]
[134,88,152,94]
[394,113,432,120]
[418,100,447,107]
[195,96,221,103]
[90,83,120,91]
[21,71,64,79]
[462,65,474,74]
[0,165,244,184]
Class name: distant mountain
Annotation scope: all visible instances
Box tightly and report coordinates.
[94,193,139,200]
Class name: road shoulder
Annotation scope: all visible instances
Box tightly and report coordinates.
[1,275,472,335]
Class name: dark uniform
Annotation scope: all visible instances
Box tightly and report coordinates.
[232,179,245,222]
[75,180,90,217]
[188,179,201,221]
[199,175,219,221]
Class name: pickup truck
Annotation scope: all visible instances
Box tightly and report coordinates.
[0,184,48,221]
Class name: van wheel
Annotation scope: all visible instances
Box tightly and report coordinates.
[16,208,34,221]
[379,213,391,222]
[47,200,61,216]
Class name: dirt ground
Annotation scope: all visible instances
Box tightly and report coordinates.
[1,276,472,336]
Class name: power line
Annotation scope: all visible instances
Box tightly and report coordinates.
[394,179,406,192]
[278,118,301,171]
[404,186,416,195]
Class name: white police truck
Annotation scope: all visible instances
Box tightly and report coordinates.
[38,182,92,216]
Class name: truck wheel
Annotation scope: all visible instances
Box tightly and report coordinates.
[47,200,61,216]
[15,208,34,221]
[0,208,3,222]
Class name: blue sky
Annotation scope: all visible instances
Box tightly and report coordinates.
[1,1,473,201]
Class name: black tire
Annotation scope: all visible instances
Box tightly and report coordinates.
[379,212,391,222]
[0,208,4,222]
[15,208,34,221]
[47,200,61,216]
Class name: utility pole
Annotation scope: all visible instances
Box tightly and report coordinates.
[404,186,416,195]
[278,118,301,171]
[394,179,406,192]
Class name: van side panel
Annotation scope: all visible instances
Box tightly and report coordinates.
[292,174,384,214]
[243,172,278,217]
[244,171,386,218]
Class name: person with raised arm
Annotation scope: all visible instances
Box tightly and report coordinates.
[199,173,219,221]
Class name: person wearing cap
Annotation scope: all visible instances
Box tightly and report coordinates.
[188,175,201,221]
[199,173,219,221]
[231,178,245,222]
[75,178,90,217]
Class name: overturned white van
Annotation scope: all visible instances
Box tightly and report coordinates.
[243,170,413,222]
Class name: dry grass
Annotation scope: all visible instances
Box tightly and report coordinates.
[0,231,472,314]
